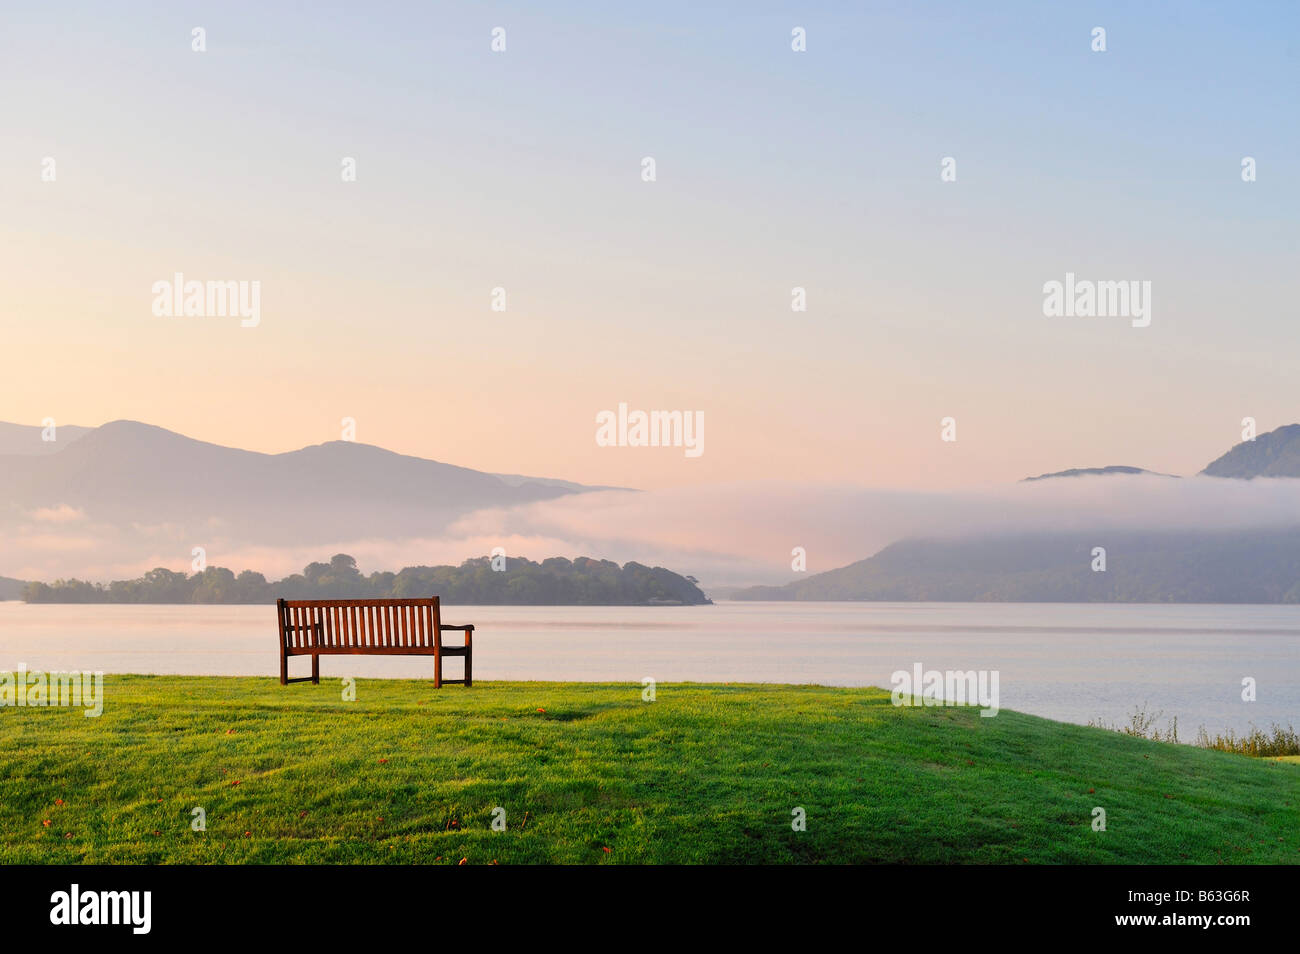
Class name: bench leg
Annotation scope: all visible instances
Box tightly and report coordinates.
[279,645,288,686]
[464,647,471,688]
[311,653,319,685]
[434,650,442,689]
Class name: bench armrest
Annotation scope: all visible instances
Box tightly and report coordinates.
[442,624,474,632]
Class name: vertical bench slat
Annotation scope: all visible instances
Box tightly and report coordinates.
[277,599,288,685]
[433,599,442,688]
[433,599,442,653]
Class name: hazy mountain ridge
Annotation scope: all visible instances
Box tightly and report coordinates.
[491,472,630,493]
[1023,465,1176,481]
[1024,424,1300,482]
[736,424,1300,603]
[733,529,1300,603]
[1201,424,1300,478]
[0,420,612,559]
[0,422,93,456]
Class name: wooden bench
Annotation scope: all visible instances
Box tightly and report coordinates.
[276,597,473,688]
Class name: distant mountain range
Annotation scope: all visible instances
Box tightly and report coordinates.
[1023,465,1175,481]
[9,419,1300,603]
[0,420,628,492]
[737,424,1300,603]
[0,419,627,586]
[0,419,616,539]
[733,529,1300,603]
[1022,424,1300,482]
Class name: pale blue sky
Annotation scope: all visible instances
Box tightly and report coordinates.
[2,1,1296,487]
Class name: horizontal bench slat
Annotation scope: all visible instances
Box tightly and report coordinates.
[285,646,470,657]
[280,598,440,608]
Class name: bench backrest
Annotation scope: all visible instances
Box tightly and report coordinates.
[277,598,442,651]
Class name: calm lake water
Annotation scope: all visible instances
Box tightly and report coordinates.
[1,600,1296,736]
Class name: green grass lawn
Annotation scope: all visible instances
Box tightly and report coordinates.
[2,675,1297,864]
